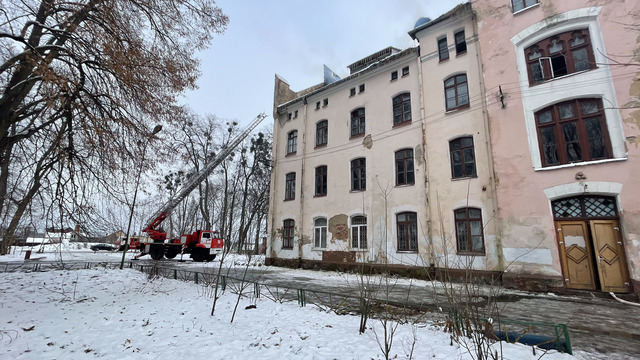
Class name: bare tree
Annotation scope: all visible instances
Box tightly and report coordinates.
[0,0,229,253]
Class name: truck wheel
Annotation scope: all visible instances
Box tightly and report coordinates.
[149,245,164,260]
[206,254,216,262]
[191,250,205,262]
[165,251,178,259]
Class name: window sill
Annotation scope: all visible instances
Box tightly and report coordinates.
[314,144,327,149]
[397,250,418,254]
[512,3,539,16]
[312,248,326,251]
[285,152,297,157]
[392,121,411,128]
[350,249,368,252]
[395,183,415,188]
[314,194,327,198]
[350,189,366,193]
[457,251,485,256]
[455,51,467,57]
[390,78,398,82]
[350,133,365,140]
[445,105,470,114]
[284,198,295,202]
[535,157,626,171]
[282,247,294,250]
[451,175,478,181]
[529,68,596,87]
[439,57,449,63]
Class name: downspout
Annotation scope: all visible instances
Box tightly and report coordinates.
[298,96,308,267]
[416,45,435,268]
[472,11,504,271]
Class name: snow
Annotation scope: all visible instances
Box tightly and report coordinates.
[0,247,600,359]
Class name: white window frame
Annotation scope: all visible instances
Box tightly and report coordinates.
[313,218,327,249]
[350,216,367,250]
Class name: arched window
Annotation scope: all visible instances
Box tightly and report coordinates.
[454,208,484,255]
[350,108,365,137]
[535,98,611,167]
[395,149,415,186]
[393,93,411,125]
[287,130,297,154]
[316,120,328,147]
[283,219,295,249]
[351,216,367,249]
[444,74,469,111]
[314,218,327,248]
[449,137,477,179]
[397,212,417,251]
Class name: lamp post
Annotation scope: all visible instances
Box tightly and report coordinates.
[120,124,162,270]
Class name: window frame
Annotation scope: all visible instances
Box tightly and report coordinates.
[286,130,297,155]
[396,212,418,252]
[444,74,470,111]
[391,71,398,81]
[350,88,356,97]
[455,30,467,55]
[525,28,596,85]
[512,0,538,13]
[402,66,410,76]
[395,148,415,186]
[449,136,477,179]
[283,219,294,249]
[350,108,366,138]
[315,120,328,148]
[359,84,365,93]
[535,98,612,167]
[350,215,367,250]
[454,208,485,255]
[438,37,449,62]
[313,218,327,249]
[314,165,327,197]
[350,158,366,191]
[392,93,412,126]
[284,172,295,201]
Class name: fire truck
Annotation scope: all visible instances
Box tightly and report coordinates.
[135,113,267,262]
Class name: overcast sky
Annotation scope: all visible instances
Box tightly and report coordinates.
[183,0,467,125]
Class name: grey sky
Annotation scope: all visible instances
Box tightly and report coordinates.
[183,0,466,125]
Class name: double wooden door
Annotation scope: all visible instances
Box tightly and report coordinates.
[556,220,630,292]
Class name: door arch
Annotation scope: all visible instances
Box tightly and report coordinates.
[553,195,631,292]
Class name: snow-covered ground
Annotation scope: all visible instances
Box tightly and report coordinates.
[0,247,608,359]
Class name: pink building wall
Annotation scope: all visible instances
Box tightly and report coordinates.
[474,0,640,292]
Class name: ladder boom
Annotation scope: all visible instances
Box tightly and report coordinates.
[144,113,268,234]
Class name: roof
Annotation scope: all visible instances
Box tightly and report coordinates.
[408,2,472,40]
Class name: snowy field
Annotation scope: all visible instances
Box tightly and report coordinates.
[0,246,613,359]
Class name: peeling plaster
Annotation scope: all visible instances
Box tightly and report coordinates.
[328,214,349,241]
[362,134,373,149]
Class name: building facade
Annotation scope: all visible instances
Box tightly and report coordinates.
[474,0,640,293]
[268,1,640,295]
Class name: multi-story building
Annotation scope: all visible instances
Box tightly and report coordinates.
[268,1,640,295]
[474,0,640,294]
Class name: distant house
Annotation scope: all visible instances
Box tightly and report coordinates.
[45,227,74,244]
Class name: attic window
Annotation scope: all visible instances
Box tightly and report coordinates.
[294,110,298,119]
[512,0,538,13]
[402,66,409,76]
[391,71,398,81]
[323,98,328,107]
[438,37,449,62]
[359,84,365,93]
[316,101,321,110]
[455,30,467,55]
[350,88,356,96]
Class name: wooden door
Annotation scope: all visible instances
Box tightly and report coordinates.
[556,221,596,290]
[590,220,631,293]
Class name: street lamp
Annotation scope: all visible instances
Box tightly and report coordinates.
[120,124,162,269]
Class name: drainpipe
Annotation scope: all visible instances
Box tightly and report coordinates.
[472,11,504,271]
[298,96,308,267]
[416,44,435,268]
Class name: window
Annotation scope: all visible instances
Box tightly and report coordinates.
[455,208,484,254]
[359,84,365,93]
[438,37,449,61]
[512,0,538,13]
[397,212,417,252]
[316,101,321,110]
[294,110,298,118]
[350,88,356,96]
[351,216,367,249]
[351,158,366,191]
[283,219,294,249]
[393,93,412,126]
[287,130,297,154]
[449,137,477,178]
[391,71,398,81]
[323,98,328,107]
[455,30,466,54]
[350,108,365,137]
[536,98,612,167]
[402,66,410,76]
[395,149,415,186]
[314,218,327,248]
[525,29,595,85]
[445,74,469,111]
[315,165,327,197]
[285,172,295,200]
[287,113,292,120]
[316,120,328,147]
